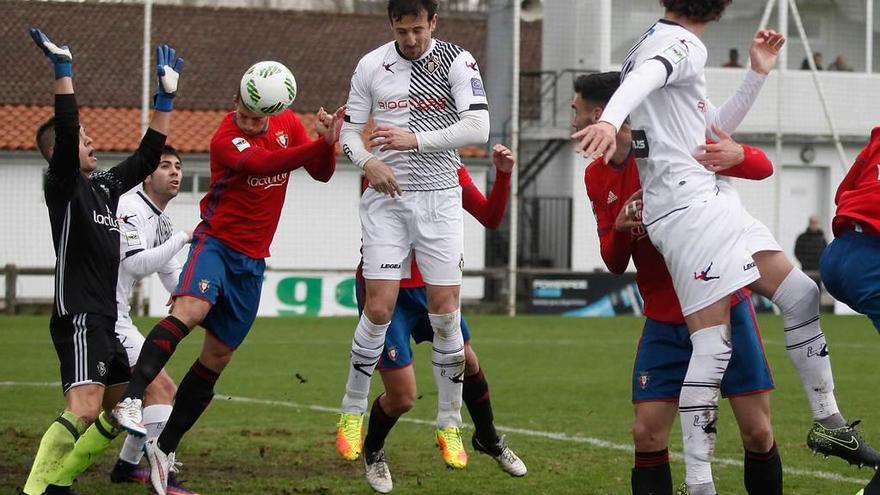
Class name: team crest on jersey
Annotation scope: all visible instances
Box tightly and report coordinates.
[199,279,210,293]
[638,372,649,390]
[97,361,107,377]
[232,137,251,152]
[387,347,398,362]
[275,132,289,148]
[424,55,439,74]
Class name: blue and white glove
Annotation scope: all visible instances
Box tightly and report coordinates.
[29,28,72,79]
[154,45,184,112]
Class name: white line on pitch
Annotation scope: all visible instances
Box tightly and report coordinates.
[0,381,870,485]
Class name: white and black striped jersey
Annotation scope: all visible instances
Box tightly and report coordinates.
[45,94,166,319]
[115,187,186,325]
[618,19,713,224]
[345,39,488,191]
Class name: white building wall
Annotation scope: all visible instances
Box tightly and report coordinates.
[0,157,488,300]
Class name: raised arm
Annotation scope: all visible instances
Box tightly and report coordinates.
[104,45,182,194]
[31,28,79,193]
[461,145,513,229]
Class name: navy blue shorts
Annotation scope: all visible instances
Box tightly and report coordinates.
[632,299,774,402]
[175,235,265,349]
[821,230,880,331]
[355,280,471,370]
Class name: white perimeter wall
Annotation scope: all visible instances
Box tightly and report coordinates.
[0,157,488,301]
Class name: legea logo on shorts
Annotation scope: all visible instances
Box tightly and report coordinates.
[379,263,401,269]
[247,172,289,190]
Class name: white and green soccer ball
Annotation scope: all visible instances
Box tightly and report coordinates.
[239,61,297,116]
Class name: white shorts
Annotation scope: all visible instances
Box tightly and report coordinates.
[115,315,144,368]
[360,187,464,286]
[646,182,761,317]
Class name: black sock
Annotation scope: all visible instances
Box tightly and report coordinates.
[463,368,499,449]
[631,449,673,495]
[157,360,218,454]
[363,395,399,454]
[126,316,190,400]
[865,469,880,495]
[744,442,783,495]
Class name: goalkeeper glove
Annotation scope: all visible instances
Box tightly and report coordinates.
[29,28,72,79]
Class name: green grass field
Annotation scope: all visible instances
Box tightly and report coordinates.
[1,314,878,494]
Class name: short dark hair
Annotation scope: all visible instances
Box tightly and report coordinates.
[160,144,182,163]
[573,72,621,106]
[387,0,438,23]
[661,0,732,23]
[35,117,56,162]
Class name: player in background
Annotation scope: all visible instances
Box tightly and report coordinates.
[108,145,196,495]
[575,72,780,495]
[337,0,490,470]
[24,30,181,495]
[573,3,878,493]
[351,145,525,493]
[819,128,880,495]
[111,65,345,495]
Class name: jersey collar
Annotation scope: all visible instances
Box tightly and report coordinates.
[394,38,437,63]
[136,188,163,216]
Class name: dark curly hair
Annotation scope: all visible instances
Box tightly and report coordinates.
[661,0,732,23]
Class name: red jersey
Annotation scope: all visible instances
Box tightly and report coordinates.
[197,110,336,258]
[357,166,511,288]
[585,145,772,324]
[832,127,880,237]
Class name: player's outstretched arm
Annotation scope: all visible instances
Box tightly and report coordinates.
[303,105,345,183]
[106,45,183,194]
[705,31,784,138]
[572,60,668,158]
[31,28,79,188]
[461,144,513,229]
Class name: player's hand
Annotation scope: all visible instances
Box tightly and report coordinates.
[572,121,617,160]
[364,158,402,197]
[316,105,346,145]
[694,127,744,172]
[183,228,194,242]
[491,144,514,173]
[29,28,72,79]
[369,125,418,152]
[615,189,643,233]
[749,30,785,75]
[154,45,184,112]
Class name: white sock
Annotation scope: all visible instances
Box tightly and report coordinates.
[429,311,465,429]
[118,404,172,465]
[680,324,732,491]
[773,269,840,422]
[341,314,389,414]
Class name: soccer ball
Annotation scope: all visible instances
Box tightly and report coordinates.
[239,61,297,116]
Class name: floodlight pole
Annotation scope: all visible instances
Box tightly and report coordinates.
[506,0,521,316]
[867,0,874,73]
[141,0,153,136]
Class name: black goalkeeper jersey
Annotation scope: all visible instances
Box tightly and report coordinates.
[45,94,165,318]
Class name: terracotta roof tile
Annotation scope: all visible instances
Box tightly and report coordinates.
[0,105,487,158]
[2,0,541,112]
